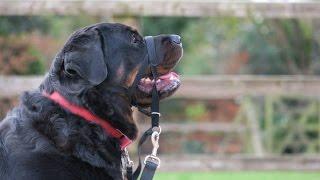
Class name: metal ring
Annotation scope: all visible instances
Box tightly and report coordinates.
[151,131,160,145]
[127,160,134,167]
[123,148,134,167]
[151,112,161,117]
[152,126,161,134]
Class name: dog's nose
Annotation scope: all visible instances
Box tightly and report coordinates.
[169,35,181,44]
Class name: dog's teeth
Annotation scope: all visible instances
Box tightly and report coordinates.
[169,74,175,80]
[145,78,151,83]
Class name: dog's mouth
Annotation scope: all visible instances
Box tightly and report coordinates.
[137,71,180,94]
[132,34,182,106]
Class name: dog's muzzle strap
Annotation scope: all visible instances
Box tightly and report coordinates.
[141,36,160,128]
[128,36,161,180]
[144,36,158,67]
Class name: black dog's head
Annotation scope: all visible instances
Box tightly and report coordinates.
[41,23,182,139]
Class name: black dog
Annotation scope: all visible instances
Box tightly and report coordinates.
[0,23,182,180]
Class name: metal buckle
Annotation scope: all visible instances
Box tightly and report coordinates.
[144,155,161,167]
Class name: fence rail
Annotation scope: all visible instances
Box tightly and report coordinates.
[158,155,320,171]
[139,122,246,133]
[1,1,320,18]
[2,75,319,99]
[2,75,320,157]
[0,75,43,98]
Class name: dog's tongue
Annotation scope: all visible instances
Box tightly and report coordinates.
[138,72,180,93]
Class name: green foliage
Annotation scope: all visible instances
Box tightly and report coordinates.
[182,141,204,153]
[2,15,317,75]
[241,18,314,74]
[161,99,186,114]
[45,15,99,38]
[262,96,320,154]
[179,17,242,74]
[0,36,46,75]
[27,60,45,75]
[185,103,207,120]
[0,16,49,36]
[140,17,194,35]
[0,15,99,75]
[26,47,45,74]
[177,17,317,75]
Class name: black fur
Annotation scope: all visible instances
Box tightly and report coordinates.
[0,23,182,180]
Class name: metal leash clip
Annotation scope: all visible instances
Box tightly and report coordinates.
[144,127,161,167]
[123,148,134,168]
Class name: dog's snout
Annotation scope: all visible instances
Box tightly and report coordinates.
[169,35,181,44]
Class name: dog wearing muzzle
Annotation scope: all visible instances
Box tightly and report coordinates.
[0,23,182,180]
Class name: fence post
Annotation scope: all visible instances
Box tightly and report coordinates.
[243,97,265,157]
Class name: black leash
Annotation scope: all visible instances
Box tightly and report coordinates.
[124,36,161,180]
[131,84,161,180]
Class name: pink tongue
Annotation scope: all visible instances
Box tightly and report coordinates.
[159,72,178,80]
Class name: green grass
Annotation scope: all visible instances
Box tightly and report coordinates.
[155,171,320,180]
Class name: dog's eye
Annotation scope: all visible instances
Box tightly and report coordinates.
[65,68,77,77]
[131,34,140,44]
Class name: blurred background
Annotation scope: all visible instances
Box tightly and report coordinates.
[0,0,320,179]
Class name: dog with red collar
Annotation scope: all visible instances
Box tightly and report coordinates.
[0,23,182,180]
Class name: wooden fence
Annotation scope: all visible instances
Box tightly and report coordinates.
[158,155,320,171]
[1,75,320,170]
[1,0,320,18]
[2,75,320,99]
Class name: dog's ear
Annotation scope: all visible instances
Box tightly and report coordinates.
[64,29,107,85]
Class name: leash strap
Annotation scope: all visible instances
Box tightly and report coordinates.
[126,166,133,180]
[132,128,153,180]
[150,67,160,128]
[130,36,161,180]
[140,161,158,180]
[132,86,160,180]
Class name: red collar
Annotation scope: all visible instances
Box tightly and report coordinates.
[42,91,132,150]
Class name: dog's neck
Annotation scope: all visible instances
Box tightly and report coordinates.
[43,91,133,149]
[22,90,123,179]
[40,74,138,140]
[35,75,139,177]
